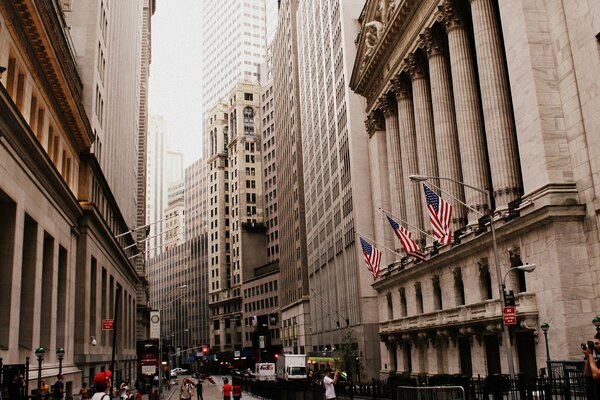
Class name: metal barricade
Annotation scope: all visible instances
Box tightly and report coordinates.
[396,385,465,400]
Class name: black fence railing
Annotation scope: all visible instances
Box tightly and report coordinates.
[234,368,592,400]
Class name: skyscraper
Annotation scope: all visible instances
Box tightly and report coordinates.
[296,0,381,378]
[200,0,267,113]
[271,0,310,355]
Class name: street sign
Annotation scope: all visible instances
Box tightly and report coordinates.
[503,306,517,325]
[102,319,115,330]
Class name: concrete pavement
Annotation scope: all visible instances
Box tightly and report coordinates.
[166,375,263,400]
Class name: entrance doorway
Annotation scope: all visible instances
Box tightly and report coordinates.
[484,335,501,375]
[516,331,537,378]
[458,337,473,377]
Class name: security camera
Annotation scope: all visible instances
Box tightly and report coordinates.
[90,336,97,346]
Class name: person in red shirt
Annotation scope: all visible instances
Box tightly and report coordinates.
[222,378,232,400]
[232,384,242,400]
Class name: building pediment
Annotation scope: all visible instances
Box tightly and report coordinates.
[350,0,420,97]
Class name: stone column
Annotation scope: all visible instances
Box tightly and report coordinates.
[365,111,394,252]
[436,1,490,226]
[403,54,439,241]
[379,95,407,224]
[418,28,466,233]
[469,0,521,209]
[391,76,424,242]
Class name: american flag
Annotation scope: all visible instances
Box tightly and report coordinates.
[386,215,427,261]
[359,237,382,280]
[423,184,453,245]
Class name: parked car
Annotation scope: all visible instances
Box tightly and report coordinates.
[171,367,188,376]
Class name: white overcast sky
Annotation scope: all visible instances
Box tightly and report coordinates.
[148,0,203,167]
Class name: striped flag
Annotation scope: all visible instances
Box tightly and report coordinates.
[359,237,382,280]
[386,215,427,261]
[423,184,453,245]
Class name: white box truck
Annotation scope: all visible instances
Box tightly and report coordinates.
[255,362,276,381]
[276,354,307,381]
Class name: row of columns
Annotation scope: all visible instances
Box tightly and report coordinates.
[367,0,521,242]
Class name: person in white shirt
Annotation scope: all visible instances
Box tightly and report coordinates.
[323,369,339,400]
[91,371,112,400]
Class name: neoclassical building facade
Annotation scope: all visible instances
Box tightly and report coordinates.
[351,0,600,377]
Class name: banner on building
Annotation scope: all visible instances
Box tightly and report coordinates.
[150,310,161,339]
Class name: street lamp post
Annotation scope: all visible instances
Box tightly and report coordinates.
[158,285,187,399]
[35,347,45,393]
[56,348,65,376]
[540,323,550,361]
[409,174,536,380]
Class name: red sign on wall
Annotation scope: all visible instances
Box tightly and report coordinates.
[503,307,517,325]
[102,319,115,330]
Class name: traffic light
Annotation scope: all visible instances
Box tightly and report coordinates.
[274,353,279,360]
[202,345,209,354]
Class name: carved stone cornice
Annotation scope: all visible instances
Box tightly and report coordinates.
[418,28,444,58]
[378,95,397,117]
[350,0,421,95]
[390,75,412,99]
[402,54,427,81]
[436,1,465,32]
[5,0,94,150]
[365,111,386,136]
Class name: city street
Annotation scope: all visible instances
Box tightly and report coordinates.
[164,375,263,400]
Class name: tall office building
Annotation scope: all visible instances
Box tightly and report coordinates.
[65,0,144,228]
[146,115,183,257]
[205,82,268,353]
[184,159,210,348]
[260,48,279,266]
[200,0,267,113]
[297,0,381,378]
[271,0,310,355]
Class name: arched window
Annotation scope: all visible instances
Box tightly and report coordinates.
[243,106,254,135]
[223,126,229,153]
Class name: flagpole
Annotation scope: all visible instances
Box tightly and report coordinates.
[356,232,404,257]
[379,208,437,241]
[420,181,484,217]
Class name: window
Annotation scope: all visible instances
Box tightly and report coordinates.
[415,282,423,314]
[386,292,393,320]
[432,275,442,311]
[454,268,465,306]
[399,288,407,317]
[243,107,254,135]
[479,261,493,300]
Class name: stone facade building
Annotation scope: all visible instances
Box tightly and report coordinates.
[0,0,149,392]
[350,0,600,378]
[206,82,268,354]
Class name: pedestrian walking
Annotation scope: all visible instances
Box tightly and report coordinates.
[222,378,232,400]
[232,383,242,400]
[195,380,203,400]
[79,383,90,400]
[52,375,65,400]
[41,380,51,399]
[180,379,194,400]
